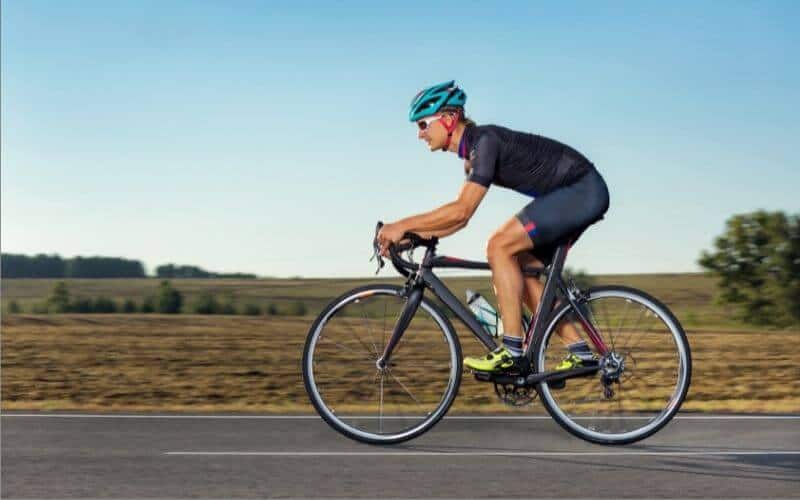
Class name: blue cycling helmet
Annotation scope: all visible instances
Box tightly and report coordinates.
[408,80,467,122]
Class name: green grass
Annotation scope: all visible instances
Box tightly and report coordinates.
[0,272,768,330]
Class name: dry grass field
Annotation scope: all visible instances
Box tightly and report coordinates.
[2,313,798,413]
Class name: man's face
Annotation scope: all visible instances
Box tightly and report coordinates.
[417,113,453,151]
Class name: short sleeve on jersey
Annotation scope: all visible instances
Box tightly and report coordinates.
[466,133,499,187]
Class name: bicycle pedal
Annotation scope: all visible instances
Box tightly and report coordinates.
[473,371,493,382]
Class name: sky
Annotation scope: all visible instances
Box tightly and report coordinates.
[2,1,798,278]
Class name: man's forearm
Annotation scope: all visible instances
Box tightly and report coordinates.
[418,220,468,239]
[397,201,469,234]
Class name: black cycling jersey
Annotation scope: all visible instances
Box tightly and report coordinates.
[460,125,593,197]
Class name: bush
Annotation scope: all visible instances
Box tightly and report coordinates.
[699,210,800,326]
[287,300,308,316]
[265,303,278,316]
[156,280,183,314]
[220,293,237,315]
[141,296,155,313]
[93,297,117,313]
[192,292,220,314]
[7,300,22,314]
[47,281,71,313]
[122,299,138,313]
[243,304,261,316]
[31,302,50,314]
[71,297,93,313]
[563,267,595,290]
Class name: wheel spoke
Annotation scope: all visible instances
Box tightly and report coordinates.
[379,374,384,433]
[618,306,649,351]
[304,287,460,443]
[386,369,422,404]
[615,299,631,348]
[536,289,690,444]
[598,298,616,352]
[318,337,376,362]
[358,301,380,355]
[382,300,388,352]
[344,316,379,358]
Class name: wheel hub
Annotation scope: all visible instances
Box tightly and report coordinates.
[601,352,625,381]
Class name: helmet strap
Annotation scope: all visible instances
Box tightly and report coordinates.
[440,109,462,152]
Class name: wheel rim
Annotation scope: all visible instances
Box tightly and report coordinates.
[306,288,459,441]
[538,289,689,442]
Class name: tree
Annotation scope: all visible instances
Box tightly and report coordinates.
[122,299,138,313]
[243,304,261,315]
[7,301,22,314]
[1,253,66,278]
[48,281,71,313]
[287,300,308,316]
[699,210,800,327]
[141,296,156,313]
[71,297,93,313]
[220,292,237,315]
[156,281,183,314]
[93,297,117,313]
[192,292,220,314]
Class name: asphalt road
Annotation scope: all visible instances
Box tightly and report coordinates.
[2,412,799,498]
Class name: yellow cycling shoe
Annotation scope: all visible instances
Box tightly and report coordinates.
[464,347,516,373]
[555,353,599,371]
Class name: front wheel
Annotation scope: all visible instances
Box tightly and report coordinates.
[534,286,692,445]
[303,284,462,444]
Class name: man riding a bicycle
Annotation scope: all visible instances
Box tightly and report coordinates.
[377,80,610,375]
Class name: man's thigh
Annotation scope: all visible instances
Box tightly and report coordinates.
[488,217,535,256]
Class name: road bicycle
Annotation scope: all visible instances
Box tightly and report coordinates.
[303,222,691,445]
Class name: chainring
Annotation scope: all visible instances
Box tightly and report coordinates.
[494,382,537,407]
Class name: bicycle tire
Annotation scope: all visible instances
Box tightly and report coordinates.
[533,285,692,445]
[303,284,462,444]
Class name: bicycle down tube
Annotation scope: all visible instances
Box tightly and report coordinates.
[378,235,610,367]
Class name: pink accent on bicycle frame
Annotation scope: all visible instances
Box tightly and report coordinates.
[523,239,611,356]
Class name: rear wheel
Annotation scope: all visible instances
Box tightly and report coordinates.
[534,286,691,445]
[303,284,462,444]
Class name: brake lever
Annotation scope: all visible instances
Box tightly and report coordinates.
[370,246,385,275]
[371,221,385,275]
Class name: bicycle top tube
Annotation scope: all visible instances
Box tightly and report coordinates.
[383,230,546,278]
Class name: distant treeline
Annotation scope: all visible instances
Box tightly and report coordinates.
[1,254,146,278]
[155,264,256,279]
[1,253,257,279]
[4,280,306,316]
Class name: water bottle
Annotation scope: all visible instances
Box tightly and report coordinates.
[466,289,504,338]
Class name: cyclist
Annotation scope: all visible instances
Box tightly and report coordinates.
[377,80,610,374]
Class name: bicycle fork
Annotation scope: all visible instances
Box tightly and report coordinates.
[376,284,424,369]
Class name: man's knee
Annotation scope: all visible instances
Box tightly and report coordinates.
[486,231,516,263]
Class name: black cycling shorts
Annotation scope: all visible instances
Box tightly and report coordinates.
[515,167,610,264]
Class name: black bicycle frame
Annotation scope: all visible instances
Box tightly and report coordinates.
[377,241,610,370]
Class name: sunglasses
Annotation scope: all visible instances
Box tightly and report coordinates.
[416,114,443,131]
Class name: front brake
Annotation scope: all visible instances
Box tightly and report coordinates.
[371,221,385,275]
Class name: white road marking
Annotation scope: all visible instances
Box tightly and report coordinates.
[2,414,799,420]
[165,450,800,457]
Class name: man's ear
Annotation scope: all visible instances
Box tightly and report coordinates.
[442,112,455,127]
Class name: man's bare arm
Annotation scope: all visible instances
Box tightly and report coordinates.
[396,182,488,235]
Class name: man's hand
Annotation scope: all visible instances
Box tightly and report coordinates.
[377,222,406,257]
